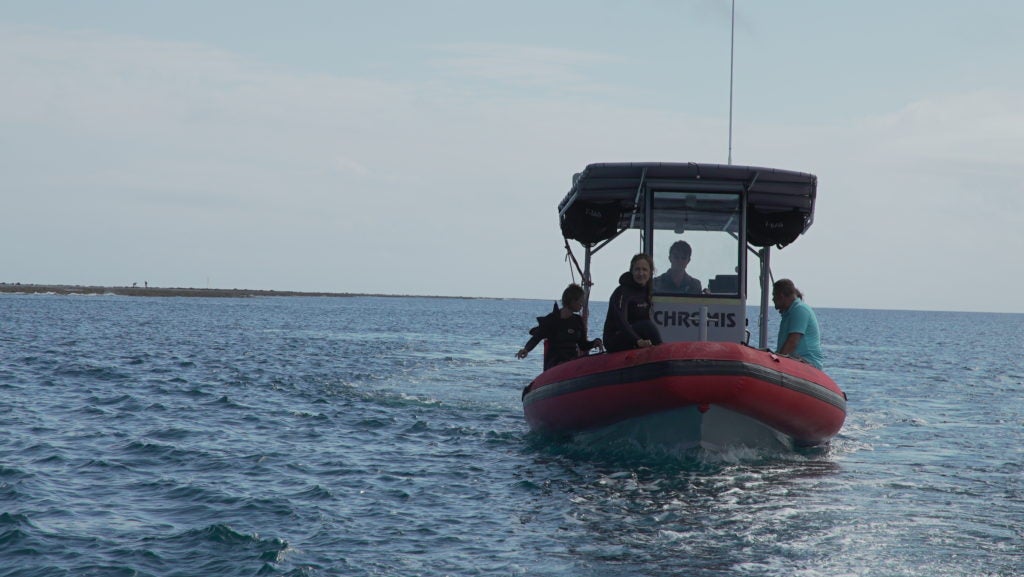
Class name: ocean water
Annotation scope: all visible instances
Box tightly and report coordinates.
[1,294,1021,577]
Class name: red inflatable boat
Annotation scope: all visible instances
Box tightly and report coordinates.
[523,341,846,447]
[521,162,847,449]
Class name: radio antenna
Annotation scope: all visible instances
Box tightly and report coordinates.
[728,0,736,165]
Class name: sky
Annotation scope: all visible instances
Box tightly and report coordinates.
[2,1,1022,313]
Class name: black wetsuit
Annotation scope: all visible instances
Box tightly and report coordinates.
[603,272,663,353]
[523,304,600,370]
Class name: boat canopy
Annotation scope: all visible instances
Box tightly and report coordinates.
[558,162,817,248]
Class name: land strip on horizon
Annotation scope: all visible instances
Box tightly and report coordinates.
[0,283,469,299]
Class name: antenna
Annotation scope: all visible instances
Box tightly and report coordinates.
[728,0,736,165]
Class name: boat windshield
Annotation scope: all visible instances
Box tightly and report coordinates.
[650,191,742,297]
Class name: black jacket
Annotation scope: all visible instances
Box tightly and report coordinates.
[603,272,652,343]
[523,303,599,370]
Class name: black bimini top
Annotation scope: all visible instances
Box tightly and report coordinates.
[558,162,818,248]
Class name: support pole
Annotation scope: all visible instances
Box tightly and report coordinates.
[759,247,771,349]
[582,246,593,326]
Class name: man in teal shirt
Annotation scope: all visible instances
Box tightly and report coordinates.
[772,279,823,369]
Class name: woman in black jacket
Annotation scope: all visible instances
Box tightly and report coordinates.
[603,253,663,353]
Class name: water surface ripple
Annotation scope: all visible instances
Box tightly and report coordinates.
[0,295,1021,576]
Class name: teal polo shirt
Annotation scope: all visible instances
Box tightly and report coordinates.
[777,298,823,369]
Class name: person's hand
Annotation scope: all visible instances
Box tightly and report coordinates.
[637,339,652,348]
[516,348,529,359]
[593,338,604,352]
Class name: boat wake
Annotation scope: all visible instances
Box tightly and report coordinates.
[526,420,832,473]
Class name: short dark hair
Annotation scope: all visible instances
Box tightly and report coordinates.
[561,283,585,305]
[772,278,804,300]
[670,240,692,259]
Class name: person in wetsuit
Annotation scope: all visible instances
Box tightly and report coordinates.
[603,253,663,352]
[516,283,603,370]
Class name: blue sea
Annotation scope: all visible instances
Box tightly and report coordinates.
[1,293,1021,576]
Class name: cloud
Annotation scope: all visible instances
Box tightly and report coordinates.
[429,42,623,92]
[1,22,1021,311]
[734,90,1024,312]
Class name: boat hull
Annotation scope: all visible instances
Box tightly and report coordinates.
[521,341,846,447]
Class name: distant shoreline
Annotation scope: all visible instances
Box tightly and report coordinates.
[0,283,479,300]
[2,284,1020,313]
